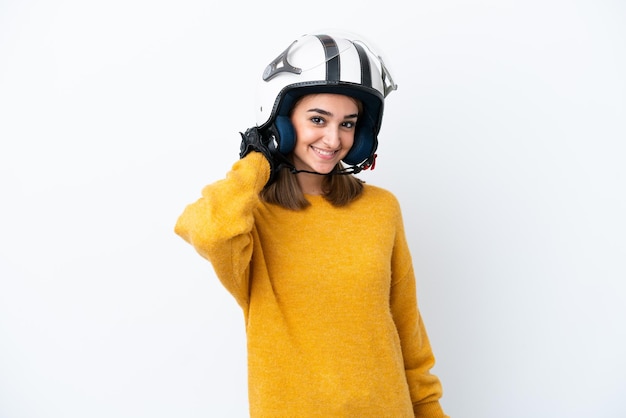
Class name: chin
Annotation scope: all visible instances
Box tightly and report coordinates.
[311,163,337,174]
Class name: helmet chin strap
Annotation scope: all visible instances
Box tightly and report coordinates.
[284,154,376,176]
[290,166,361,176]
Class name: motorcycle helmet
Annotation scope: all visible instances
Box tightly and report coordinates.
[256,30,397,171]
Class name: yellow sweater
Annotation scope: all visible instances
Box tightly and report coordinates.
[175,152,448,417]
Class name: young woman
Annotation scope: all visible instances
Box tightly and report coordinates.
[175,31,448,417]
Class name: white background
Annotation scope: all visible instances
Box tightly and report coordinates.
[1,0,625,417]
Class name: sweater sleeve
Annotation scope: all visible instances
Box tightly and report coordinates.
[390,209,449,418]
[174,152,270,310]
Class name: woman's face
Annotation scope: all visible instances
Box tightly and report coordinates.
[290,93,359,174]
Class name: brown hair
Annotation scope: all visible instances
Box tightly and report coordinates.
[260,163,364,210]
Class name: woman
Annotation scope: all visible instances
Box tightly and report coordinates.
[175,31,448,417]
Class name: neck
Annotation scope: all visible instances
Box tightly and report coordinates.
[296,172,325,195]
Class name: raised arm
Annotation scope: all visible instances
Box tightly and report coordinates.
[174,152,270,309]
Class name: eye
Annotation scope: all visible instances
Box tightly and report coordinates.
[342,120,356,129]
[310,116,325,125]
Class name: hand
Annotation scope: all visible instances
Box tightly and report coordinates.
[239,127,291,186]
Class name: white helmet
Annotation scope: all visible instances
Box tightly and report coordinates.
[256,31,397,171]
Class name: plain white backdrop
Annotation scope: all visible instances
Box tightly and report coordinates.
[1,0,625,417]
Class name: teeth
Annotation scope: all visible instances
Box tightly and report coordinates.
[313,147,335,156]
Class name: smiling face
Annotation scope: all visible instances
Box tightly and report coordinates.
[289,93,360,176]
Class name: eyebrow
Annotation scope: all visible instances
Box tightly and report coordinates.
[306,108,359,119]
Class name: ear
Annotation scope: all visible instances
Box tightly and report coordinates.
[274,115,296,154]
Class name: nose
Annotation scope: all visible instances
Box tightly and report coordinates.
[322,125,342,148]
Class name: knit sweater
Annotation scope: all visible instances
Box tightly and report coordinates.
[175,152,448,418]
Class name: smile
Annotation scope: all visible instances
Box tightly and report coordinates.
[311,146,338,158]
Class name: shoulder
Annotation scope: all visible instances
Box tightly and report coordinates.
[361,183,400,204]
[359,184,402,215]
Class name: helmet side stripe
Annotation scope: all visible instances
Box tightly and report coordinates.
[316,35,340,81]
[353,43,372,88]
